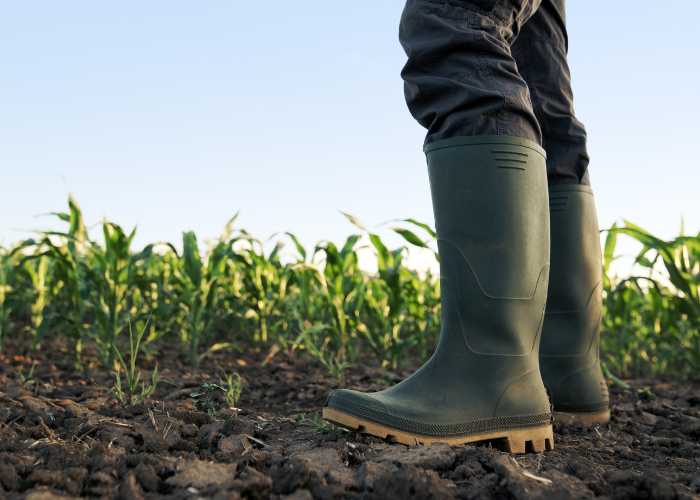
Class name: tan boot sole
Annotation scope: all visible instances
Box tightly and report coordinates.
[552,410,610,425]
[323,408,554,454]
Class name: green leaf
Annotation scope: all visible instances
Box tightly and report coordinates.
[285,233,307,261]
[389,228,429,248]
[603,222,617,269]
[220,212,240,243]
[340,212,367,231]
[392,218,436,238]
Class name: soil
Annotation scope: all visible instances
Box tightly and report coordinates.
[1,339,700,500]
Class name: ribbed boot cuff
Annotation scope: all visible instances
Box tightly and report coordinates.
[548,184,594,196]
[423,135,546,160]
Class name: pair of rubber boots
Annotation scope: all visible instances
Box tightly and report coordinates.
[323,136,609,454]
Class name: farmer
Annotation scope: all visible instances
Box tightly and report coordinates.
[324,0,608,453]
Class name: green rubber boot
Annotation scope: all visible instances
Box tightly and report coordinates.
[323,136,554,453]
[539,185,610,424]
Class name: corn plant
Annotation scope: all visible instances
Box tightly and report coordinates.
[601,221,700,376]
[0,247,19,350]
[85,221,139,363]
[4,195,700,381]
[18,198,91,366]
[229,233,296,346]
[23,256,51,350]
[341,213,440,367]
[169,227,242,364]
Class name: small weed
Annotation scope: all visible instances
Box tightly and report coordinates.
[191,380,230,419]
[297,411,339,434]
[602,362,658,401]
[626,387,658,401]
[95,317,160,406]
[16,361,37,388]
[218,366,242,408]
[296,330,351,382]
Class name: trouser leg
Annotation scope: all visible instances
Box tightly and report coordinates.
[511,0,591,186]
[399,0,543,146]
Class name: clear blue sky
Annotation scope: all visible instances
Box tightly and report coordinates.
[2,1,698,273]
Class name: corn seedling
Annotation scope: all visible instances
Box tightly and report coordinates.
[96,317,159,406]
[16,361,37,388]
[218,366,243,408]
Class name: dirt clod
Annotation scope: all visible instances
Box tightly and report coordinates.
[174,410,214,427]
[373,465,453,500]
[271,459,311,494]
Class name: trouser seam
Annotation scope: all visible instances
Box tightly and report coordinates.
[513,0,539,27]
[469,10,509,136]
[528,34,566,49]
[515,34,556,178]
[520,36,548,140]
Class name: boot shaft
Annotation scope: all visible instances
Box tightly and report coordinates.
[541,185,602,357]
[540,185,609,416]
[425,136,550,358]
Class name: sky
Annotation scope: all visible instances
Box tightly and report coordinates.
[1,1,698,276]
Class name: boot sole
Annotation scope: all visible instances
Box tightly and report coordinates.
[552,410,610,425]
[323,408,554,454]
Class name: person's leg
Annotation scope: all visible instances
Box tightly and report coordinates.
[510,0,590,186]
[511,0,610,423]
[324,0,555,452]
[398,0,543,145]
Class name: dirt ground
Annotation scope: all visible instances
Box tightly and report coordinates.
[1,339,700,500]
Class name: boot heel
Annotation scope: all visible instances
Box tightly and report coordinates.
[552,410,610,425]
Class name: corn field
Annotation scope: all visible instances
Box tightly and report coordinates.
[0,197,698,379]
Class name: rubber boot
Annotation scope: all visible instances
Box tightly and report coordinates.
[539,185,610,424]
[323,136,554,453]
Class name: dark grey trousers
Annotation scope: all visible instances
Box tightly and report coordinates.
[400,0,590,185]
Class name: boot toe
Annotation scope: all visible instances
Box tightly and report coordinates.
[324,389,389,416]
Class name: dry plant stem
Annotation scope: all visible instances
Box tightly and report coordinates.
[148,408,158,430]
[163,420,173,439]
[98,418,133,428]
[243,434,266,447]
[1,415,24,431]
[36,416,54,439]
[76,424,102,441]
